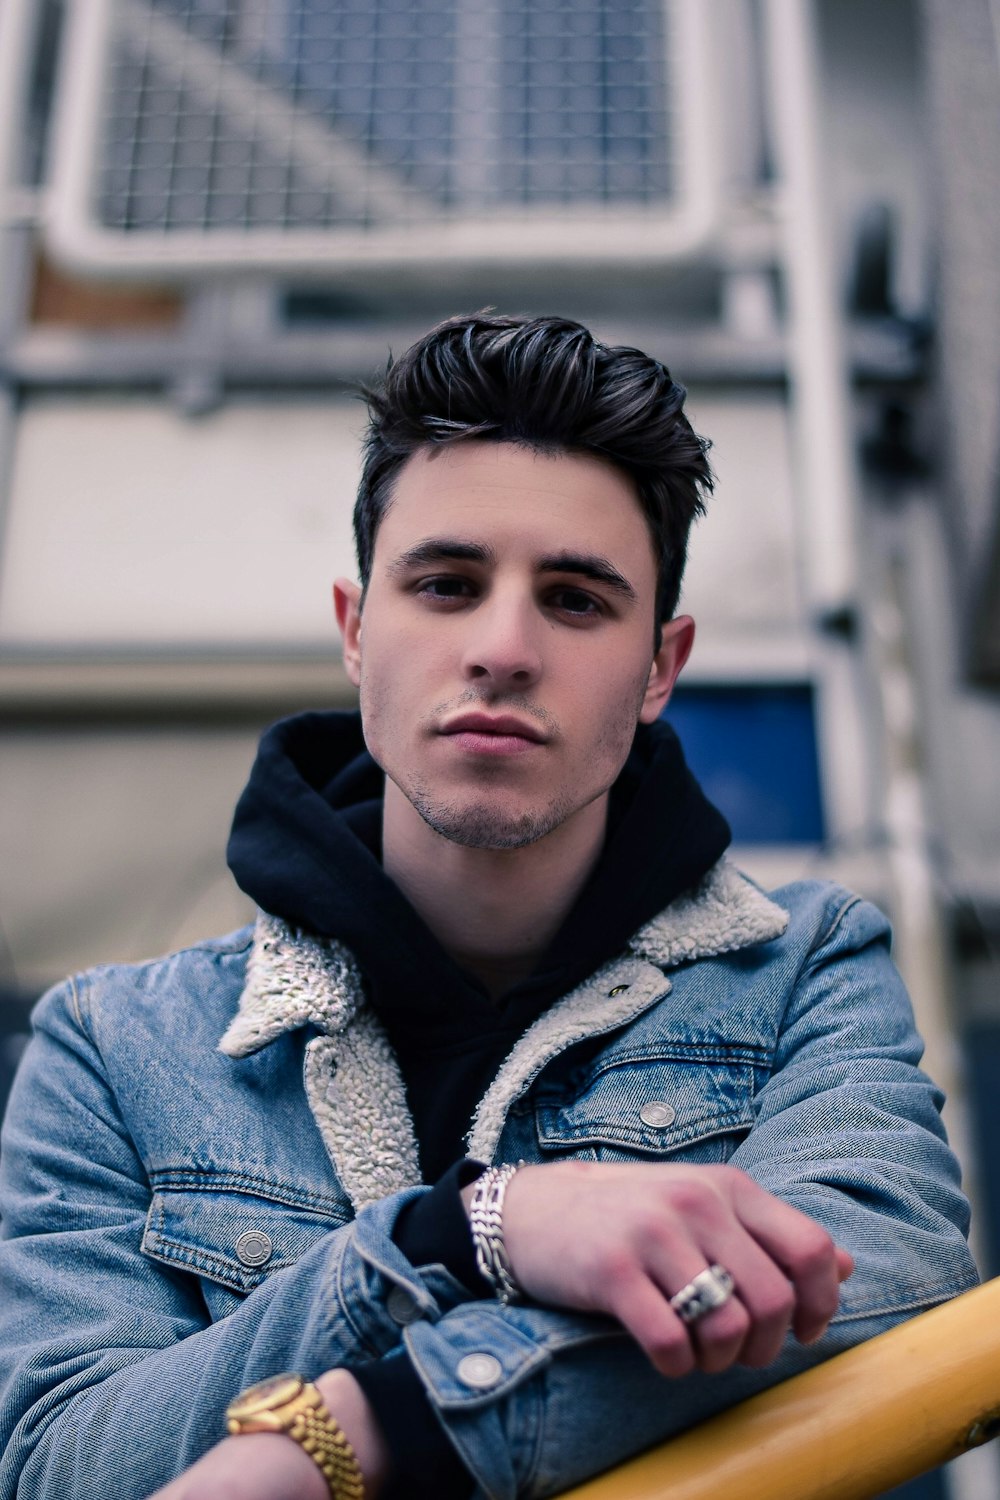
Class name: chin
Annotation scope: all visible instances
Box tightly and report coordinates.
[414,796,567,852]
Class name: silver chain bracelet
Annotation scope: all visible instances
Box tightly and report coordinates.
[469,1162,525,1305]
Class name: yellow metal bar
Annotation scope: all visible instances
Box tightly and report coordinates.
[559,1279,1000,1500]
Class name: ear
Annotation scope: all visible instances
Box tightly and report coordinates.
[638,615,695,724]
[333,578,363,688]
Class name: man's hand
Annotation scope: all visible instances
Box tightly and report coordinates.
[466,1161,853,1379]
[144,1370,388,1500]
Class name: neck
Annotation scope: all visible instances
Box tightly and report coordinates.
[381,781,608,998]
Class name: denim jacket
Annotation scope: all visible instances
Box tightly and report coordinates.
[0,863,977,1499]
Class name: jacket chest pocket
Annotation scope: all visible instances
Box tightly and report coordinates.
[141,1180,348,1314]
[533,1054,758,1164]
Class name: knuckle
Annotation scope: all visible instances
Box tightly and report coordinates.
[755,1284,796,1324]
[630,1206,669,1243]
[701,1301,750,1345]
[716,1164,753,1198]
[662,1181,728,1231]
[595,1248,641,1299]
[660,1178,706,1216]
[795,1226,837,1274]
[647,1327,695,1377]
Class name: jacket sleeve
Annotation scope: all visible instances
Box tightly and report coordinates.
[344,889,978,1500]
[0,891,978,1500]
[0,976,467,1500]
[727,889,977,1324]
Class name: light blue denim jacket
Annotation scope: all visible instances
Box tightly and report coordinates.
[0,863,977,1499]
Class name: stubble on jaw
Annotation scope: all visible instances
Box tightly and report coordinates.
[371,670,653,853]
[402,783,582,850]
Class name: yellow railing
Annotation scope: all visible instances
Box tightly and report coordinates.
[560,1279,1000,1500]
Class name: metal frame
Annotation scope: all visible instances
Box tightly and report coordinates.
[43,0,722,279]
[557,1278,1000,1500]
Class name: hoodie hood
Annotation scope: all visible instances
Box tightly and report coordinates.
[227,709,729,1025]
[227,709,731,1175]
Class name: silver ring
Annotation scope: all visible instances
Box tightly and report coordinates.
[669,1264,735,1325]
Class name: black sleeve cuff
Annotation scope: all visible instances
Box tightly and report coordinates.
[392,1157,490,1296]
[353,1348,475,1500]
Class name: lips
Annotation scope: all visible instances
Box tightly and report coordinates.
[441,713,546,743]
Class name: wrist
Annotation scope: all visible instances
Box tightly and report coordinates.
[315,1369,390,1500]
[468,1162,525,1304]
[229,1432,333,1500]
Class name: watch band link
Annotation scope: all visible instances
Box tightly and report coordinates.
[288,1401,366,1500]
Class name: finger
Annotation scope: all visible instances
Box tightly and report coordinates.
[732,1180,843,1343]
[686,1290,751,1374]
[607,1271,699,1378]
[693,1236,795,1369]
[643,1248,752,1375]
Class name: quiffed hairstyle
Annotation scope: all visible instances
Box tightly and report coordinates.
[355,312,713,623]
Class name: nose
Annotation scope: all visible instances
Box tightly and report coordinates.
[460,589,542,691]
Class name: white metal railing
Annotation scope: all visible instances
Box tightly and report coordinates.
[43,0,722,277]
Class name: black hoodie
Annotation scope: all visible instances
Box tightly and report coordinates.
[228,709,730,1180]
[227,709,730,1495]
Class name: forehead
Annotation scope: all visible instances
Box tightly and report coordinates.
[374,440,655,571]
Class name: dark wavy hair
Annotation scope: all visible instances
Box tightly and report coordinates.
[355,312,713,624]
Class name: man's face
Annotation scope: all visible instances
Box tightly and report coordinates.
[336,441,693,851]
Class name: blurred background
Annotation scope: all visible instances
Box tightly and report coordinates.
[0,2,999,1493]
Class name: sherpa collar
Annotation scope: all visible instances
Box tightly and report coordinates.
[218,860,787,1206]
[627,858,789,967]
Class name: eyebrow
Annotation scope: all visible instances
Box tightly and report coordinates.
[537,550,638,602]
[387,539,496,575]
[387,538,638,602]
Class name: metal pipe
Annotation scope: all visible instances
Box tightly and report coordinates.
[0,0,47,572]
[760,0,859,619]
[760,0,967,1118]
[0,0,42,217]
[559,1279,1000,1500]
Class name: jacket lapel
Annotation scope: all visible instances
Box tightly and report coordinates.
[468,864,788,1161]
[218,911,421,1206]
[218,862,788,1204]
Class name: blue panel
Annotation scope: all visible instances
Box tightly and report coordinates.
[664,684,825,844]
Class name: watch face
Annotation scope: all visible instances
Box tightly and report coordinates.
[229,1373,303,1419]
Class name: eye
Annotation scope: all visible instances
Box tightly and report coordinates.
[417,575,475,601]
[550,587,602,617]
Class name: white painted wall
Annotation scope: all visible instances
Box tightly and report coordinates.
[0,397,364,648]
[0,388,804,652]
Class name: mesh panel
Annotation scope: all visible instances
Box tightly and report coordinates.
[93,0,676,234]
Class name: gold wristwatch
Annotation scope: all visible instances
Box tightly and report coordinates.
[225,1373,365,1500]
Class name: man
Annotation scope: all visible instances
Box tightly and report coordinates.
[0,314,976,1500]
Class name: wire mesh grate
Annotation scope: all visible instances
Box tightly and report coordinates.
[93,0,677,234]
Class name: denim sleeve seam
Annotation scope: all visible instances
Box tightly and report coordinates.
[68,972,89,1033]
[832,1290,968,1324]
[815,891,863,951]
[328,1226,383,1358]
[521,1361,549,1498]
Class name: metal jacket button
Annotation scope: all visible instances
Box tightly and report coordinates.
[387,1286,420,1325]
[234,1229,273,1268]
[639,1101,676,1129]
[457,1353,503,1389]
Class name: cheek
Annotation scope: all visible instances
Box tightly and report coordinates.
[356,634,427,764]
[355,648,395,752]
[587,660,653,754]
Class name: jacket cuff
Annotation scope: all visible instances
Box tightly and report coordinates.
[391,1159,489,1296]
[352,1348,475,1500]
